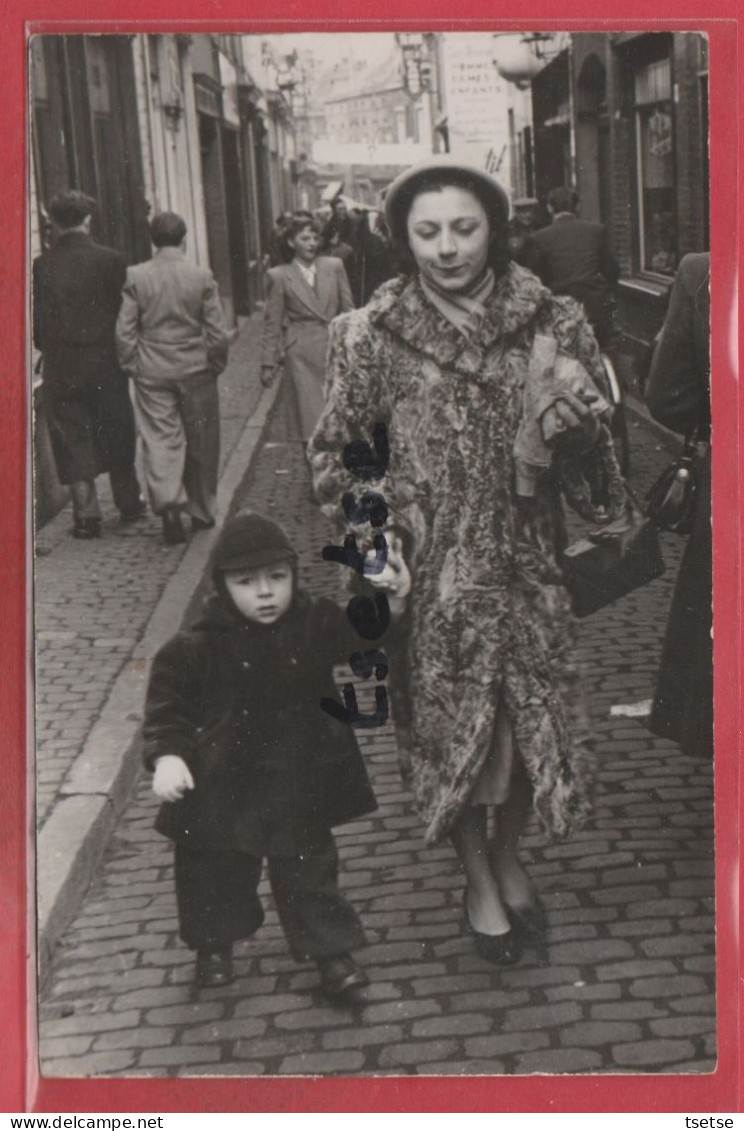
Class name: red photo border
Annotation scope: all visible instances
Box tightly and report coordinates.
[1,0,740,1113]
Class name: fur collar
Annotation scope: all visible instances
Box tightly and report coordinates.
[367,263,554,377]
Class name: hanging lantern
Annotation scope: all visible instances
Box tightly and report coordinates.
[493,35,546,88]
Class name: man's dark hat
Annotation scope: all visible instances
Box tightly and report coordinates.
[213,513,297,573]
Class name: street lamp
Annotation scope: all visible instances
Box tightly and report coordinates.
[492,33,564,88]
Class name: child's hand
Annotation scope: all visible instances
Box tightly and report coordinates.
[153,756,195,802]
[364,533,411,609]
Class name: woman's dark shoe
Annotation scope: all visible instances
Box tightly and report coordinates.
[317,954,369,999]
[463,888,522,967]
[162,506,187,545]
[507,899,549,949]
[195,947,234,987]
[72,518,102,540]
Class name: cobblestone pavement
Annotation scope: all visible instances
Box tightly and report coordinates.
[38,407,716,1078]
[34,316,264,828]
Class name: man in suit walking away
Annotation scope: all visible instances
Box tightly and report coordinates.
[526,186,620,349]
[116,212,229,546]
[33,191,145,539]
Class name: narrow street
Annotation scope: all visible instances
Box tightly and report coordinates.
[37,333,716,1078]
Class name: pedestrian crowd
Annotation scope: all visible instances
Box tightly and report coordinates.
[33,165,711,1006]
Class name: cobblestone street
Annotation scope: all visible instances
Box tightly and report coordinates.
[37,350,716,1078]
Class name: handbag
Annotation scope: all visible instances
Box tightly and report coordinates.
[560,496,665,618]
[644,433,706,536]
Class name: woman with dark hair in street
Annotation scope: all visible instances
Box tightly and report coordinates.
[309,156,626,966]
[260,215,353,442]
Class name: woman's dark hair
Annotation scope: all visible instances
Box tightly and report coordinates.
[389,170,510,281]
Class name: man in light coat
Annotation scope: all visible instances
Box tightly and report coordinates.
[116,212,229,545]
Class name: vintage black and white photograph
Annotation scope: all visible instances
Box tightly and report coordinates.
[32,29,714,1079]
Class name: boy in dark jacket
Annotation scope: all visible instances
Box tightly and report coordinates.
[144,513,379,998]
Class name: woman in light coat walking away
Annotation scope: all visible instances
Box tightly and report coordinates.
[261,215,353,443]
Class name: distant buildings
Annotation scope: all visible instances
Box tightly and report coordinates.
[30,33,302,522]
[294,42,429,206]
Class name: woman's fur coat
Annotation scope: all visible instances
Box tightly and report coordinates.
[309,264,626,845]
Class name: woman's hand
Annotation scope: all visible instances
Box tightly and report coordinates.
[260,364,278,388]
[153,755,195,802]
[364,533,411,616]
[541,388,601,455]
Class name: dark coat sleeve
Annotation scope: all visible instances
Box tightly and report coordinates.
[599,225,620,287]
[311,596,368,665]
[523,234,546,284]
[335,257,354,313]
[143,634,207,771]
[645,255,710,436]
[105,248,127,322]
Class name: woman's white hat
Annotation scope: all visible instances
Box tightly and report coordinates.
[384,155,511,238]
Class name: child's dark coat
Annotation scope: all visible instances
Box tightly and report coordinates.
[144,589,378,856]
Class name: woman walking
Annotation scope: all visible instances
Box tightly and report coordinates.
[261,215,353,443]
[309,157,626,965]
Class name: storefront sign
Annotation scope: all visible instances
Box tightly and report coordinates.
[441,33,511,175]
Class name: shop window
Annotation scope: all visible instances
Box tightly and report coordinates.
[634,57,676,276]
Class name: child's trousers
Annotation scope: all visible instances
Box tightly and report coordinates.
[174,836,366,961]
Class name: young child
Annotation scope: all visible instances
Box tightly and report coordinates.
[143,513,379,998]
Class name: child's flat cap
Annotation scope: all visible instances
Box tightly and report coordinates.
[213,513,297,572]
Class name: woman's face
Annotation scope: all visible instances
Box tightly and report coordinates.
[290,225,319,263]
[406,185,491,293]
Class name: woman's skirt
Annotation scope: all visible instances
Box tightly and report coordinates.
[469,699,515,807]
[284,322,330,442]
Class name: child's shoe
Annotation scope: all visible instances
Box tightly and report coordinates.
[317,954,368,1000]
[195,946,234,987]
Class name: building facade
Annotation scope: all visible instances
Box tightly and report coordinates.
[531,32,709,373]
[30,32,299,523]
